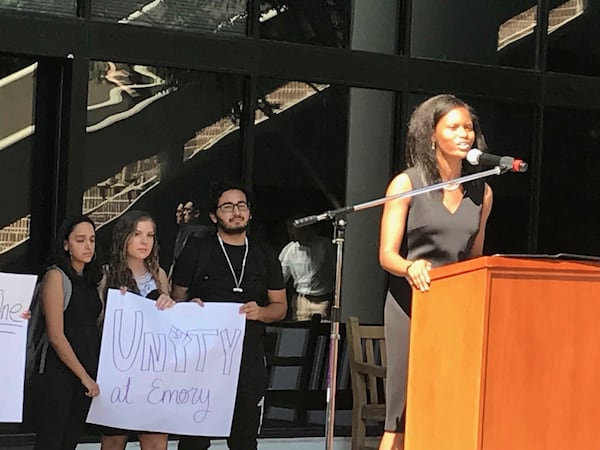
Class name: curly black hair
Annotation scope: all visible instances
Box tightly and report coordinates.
[208,181,252,215]
[405,94,488,186]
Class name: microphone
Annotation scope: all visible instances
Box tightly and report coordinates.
[466,148,528,173]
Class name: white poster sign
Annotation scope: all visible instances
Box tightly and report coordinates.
[87,289,246,436]
[0,272,37,422]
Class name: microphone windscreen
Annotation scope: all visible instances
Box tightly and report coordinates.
[466,148,483,166]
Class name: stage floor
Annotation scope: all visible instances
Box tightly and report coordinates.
[76,436,380,449]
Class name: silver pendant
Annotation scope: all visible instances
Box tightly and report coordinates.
[233,287,243,293]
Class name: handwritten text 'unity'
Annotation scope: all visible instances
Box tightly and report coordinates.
[111,309,242,375]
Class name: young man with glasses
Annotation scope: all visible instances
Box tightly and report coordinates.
[172,182,287,450]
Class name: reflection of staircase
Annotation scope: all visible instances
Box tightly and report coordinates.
[83,157,160,228]
[256,81,329,123]
[183,82,328,161]
[1,170,159,254]
[498,0,585,49]
[84,177,160,227]
[183,117,238,161]
[0,74,329,253]
[0,216,30,254]
[86,80,330,229]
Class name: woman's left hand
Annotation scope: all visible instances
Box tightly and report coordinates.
[156,293,177,310]
[20,310,31,320]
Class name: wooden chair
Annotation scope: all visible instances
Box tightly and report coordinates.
[346,316,387,450]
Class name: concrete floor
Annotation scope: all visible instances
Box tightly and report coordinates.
[75,437,374,450]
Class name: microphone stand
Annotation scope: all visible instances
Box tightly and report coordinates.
[293,167,502,450]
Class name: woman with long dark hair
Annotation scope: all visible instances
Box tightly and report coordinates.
[100,210,175,450]
[33,215,103,450]
[378,94,493,450]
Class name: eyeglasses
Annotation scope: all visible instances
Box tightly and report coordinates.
[217,201,250,213]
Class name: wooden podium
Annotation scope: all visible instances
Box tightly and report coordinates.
[404,256,600,450]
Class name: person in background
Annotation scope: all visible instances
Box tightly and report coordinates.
[378,94,493,450]
[182,200,199,224]
[175,202,184,225]
[100,210,176,450]
[33,215,103,450]
[278,218,335,321]
[170,199,212,278]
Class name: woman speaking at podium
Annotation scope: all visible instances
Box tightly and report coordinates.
[378,94,493,450]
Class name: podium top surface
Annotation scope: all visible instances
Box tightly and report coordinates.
[494,252,600,262]
[429,255,600,281]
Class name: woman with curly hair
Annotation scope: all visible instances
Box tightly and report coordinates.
[33,215,103,450]
[100,210,175,450]
[378,94,493,450]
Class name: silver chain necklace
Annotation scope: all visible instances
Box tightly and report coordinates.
[442,182,462,191]
[217,234,249,293]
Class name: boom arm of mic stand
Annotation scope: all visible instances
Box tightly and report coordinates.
[293,168,500,229]
[353,167,501,213]
[292,206,355,228]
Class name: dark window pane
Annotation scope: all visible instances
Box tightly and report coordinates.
[252,78,349,429]
[85,61,244,267]
[539,107,600,254]
[476,101,533,254]
[91,0,247,35]
[546,0,599,77]
[259,0,350,48]
[0,56,35,272]
[0,0,75,16]
[252,79,347,250]
[409,0,537,69]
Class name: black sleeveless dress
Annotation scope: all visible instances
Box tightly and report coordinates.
[388,167,484,316]
[43,274,101,377]
[34,273,101,450]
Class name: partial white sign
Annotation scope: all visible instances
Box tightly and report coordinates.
[0,272,37,422]
[87,289,245,436]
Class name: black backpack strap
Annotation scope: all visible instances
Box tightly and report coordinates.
[26,265,72,376]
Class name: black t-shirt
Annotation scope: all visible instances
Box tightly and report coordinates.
[172,233,284,393]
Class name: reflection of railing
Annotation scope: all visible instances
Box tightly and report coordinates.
[0,62,36,150]
[88,64,165,111]
[0,215,30,254]
[87,63,174,133]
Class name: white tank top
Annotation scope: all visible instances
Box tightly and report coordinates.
[135,272,158,298]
